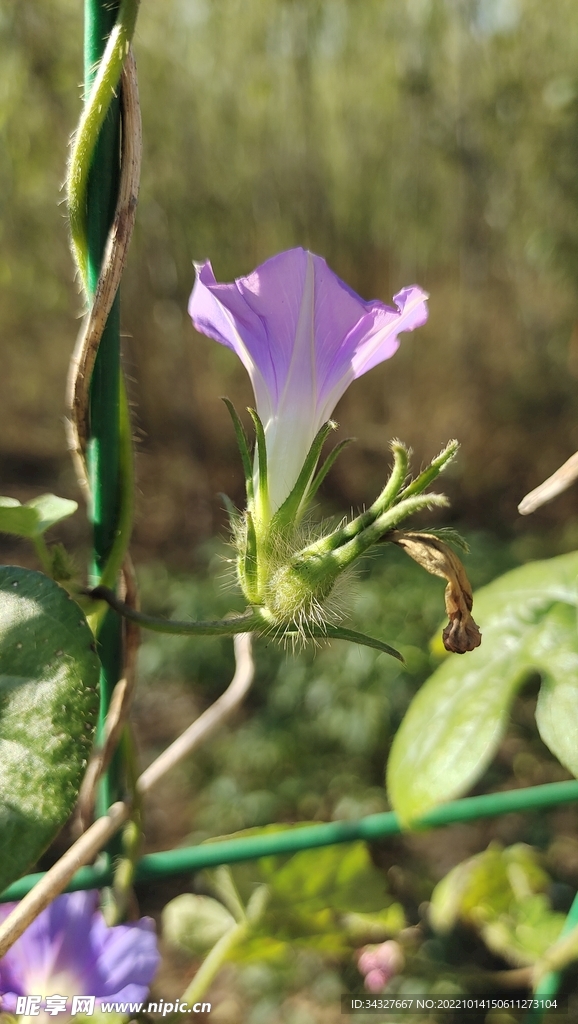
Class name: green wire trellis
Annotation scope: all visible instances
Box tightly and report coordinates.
[84,0,123,820]
[2,2,577,1020]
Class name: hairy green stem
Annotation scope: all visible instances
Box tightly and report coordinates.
[180,921,249,1007]
[33,534,54,576]
[88,587,264,635]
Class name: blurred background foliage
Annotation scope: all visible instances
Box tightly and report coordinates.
[5,0,578,1017]
[3,0,578,561]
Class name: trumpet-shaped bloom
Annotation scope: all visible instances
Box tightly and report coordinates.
[189,248,428,513]
[0,891,159,1020]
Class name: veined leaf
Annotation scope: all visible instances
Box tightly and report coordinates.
[532,603,578,778]
[387,551,578,826]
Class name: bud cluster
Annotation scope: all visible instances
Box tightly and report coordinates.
[224,404,480,654]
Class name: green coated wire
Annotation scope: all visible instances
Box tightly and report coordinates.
[3,779,578,902]
[83,0,124,820]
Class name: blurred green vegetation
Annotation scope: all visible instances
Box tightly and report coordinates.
[3,0,578,565]
[5,3,578,1016]
[139,535,578,1021]
[134,532,530,842]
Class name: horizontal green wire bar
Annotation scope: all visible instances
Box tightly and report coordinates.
[2,779,578,903]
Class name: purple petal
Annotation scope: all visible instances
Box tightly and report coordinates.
[0,892,98,997]
[0,892,159,1003]
[90,916,160,997]
[189,249,428,511]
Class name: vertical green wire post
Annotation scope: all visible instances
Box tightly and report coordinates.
[84,0,123,817]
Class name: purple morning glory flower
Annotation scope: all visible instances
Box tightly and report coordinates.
[189,248,428,513]
[0,891,159,1018]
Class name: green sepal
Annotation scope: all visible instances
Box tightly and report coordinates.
[297,492,448,569]
[412,526,469,554]
[222,399,254,504]
[242,510,260,603]
[302,437,354,506]
[366,441,410,519]
[399,439,459,499]
[247,408,269,521]
[286,442,410,560]
[271,420,337,530]
[300,623,404,662]
[330,440,410,545]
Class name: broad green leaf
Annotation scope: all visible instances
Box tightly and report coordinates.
[430,843,550,934]
[25,494,78,535]
[0,566,100,893]
[202,826,404,960]
[482,894,565,967]
[0,498,38,538]
[0,494,77,540]
[532,603,578,777]
[430,844,564,967]
[162,894,236,956]
[387,551,578,825]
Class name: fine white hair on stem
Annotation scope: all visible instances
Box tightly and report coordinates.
[0,634,254,958]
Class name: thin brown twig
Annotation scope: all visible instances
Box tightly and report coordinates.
[518,449,578,515]
[137,633,255,795]
[0,802,130,958]
[0,634,254,957]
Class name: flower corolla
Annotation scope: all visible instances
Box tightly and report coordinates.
[0,891,159,1022]
[189,248,428,515]
[186,248,476,655]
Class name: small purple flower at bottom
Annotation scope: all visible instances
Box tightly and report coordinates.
[357,940,404,993]
[0,891,159,1019]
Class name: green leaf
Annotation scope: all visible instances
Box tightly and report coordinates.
[202,827,404,960]
[430,844,564,967]
[532,603,578,777]
[387,550,578,825]
[0,494,77,540]
[430,843,550,935]
[0,566,100,893]
[25,494,78,534]
[162,893,236,956]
